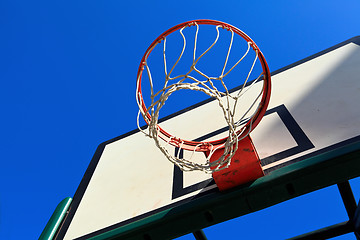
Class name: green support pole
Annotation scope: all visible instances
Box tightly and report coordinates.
[39,197,72,240]
[193,230,207,240]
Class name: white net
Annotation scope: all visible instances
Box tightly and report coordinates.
[136,21,266,173]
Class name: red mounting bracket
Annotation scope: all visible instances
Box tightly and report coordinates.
[206,135,264,191]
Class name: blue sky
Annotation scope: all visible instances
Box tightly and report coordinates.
[1,0,360,239]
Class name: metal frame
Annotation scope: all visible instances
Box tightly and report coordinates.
[66,141,360,239]
[287,181,360,240]
[43,142,360,239]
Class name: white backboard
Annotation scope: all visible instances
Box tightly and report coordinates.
[56,36,360,240]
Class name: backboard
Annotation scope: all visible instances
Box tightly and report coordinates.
[55,36,360,240]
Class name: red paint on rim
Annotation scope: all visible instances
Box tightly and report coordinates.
[136,20,271,152]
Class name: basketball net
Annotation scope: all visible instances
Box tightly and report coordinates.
[136,20,271,177]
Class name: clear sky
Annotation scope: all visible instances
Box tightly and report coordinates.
[1,0,360,239]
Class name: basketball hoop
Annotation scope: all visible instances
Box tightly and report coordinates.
[136,20,271,190]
